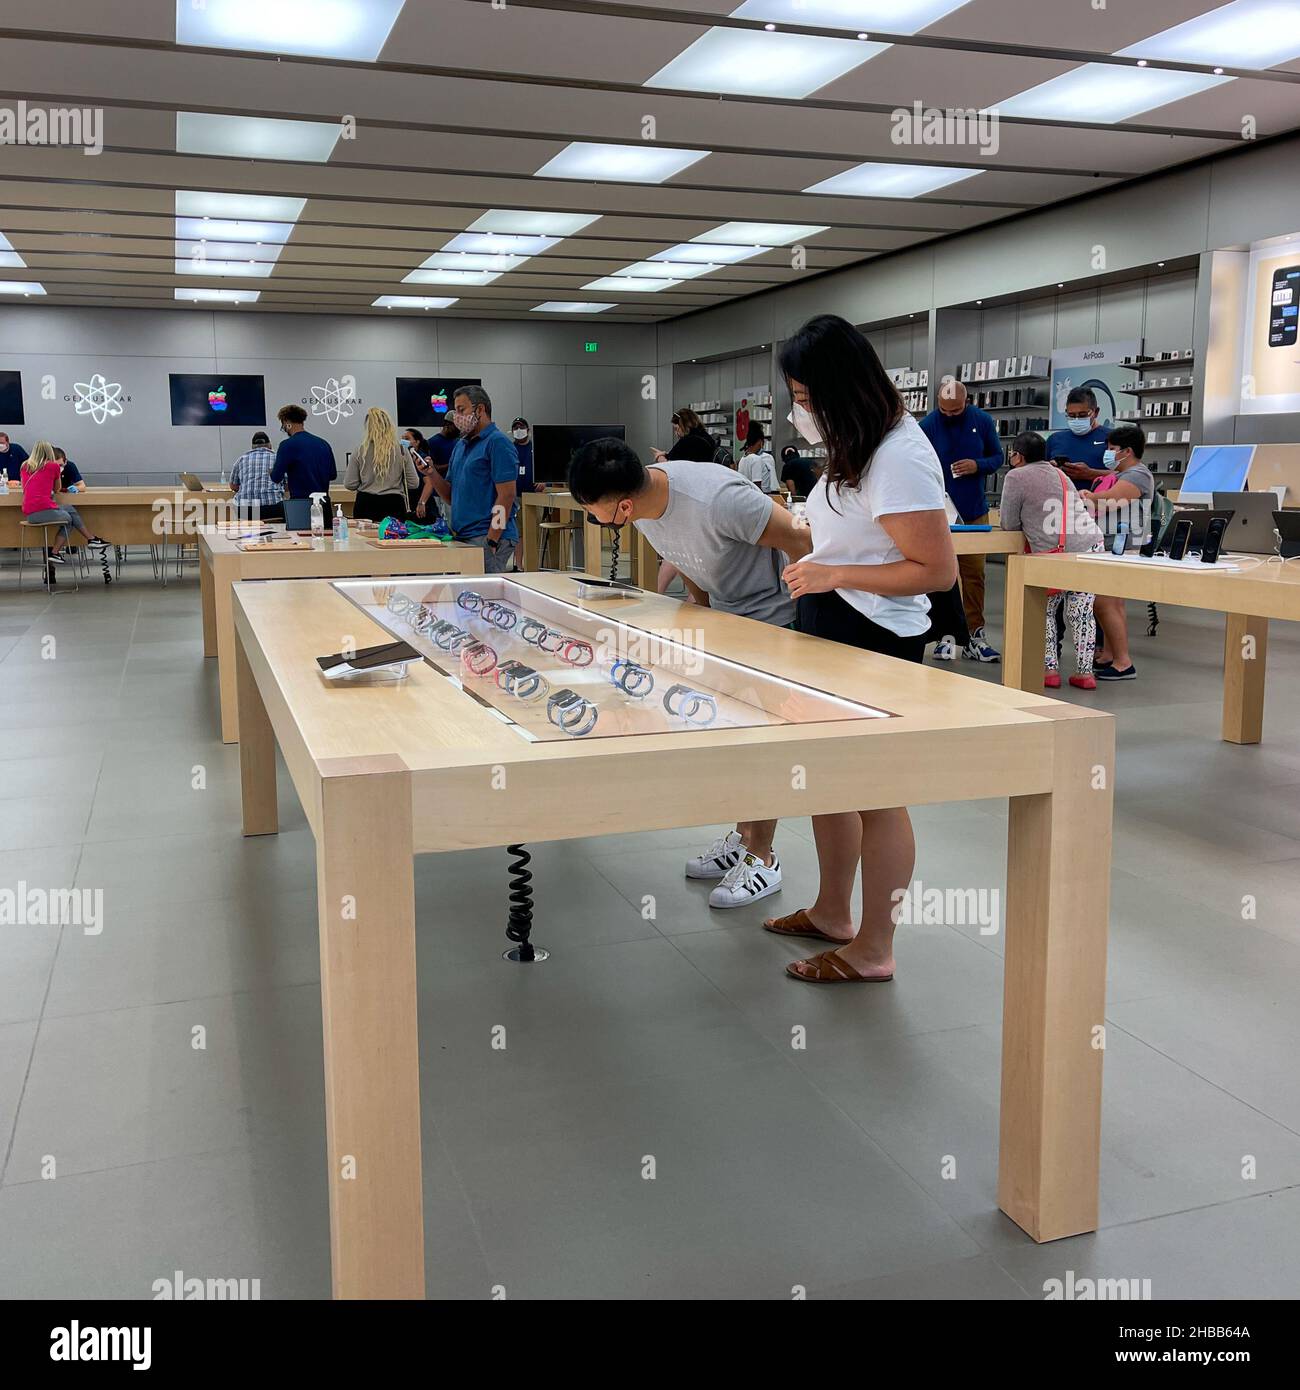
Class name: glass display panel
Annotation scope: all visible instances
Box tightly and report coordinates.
[332,576,891,742]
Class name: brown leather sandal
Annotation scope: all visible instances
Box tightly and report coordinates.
[762,907,852,943]
[785,949,894,984]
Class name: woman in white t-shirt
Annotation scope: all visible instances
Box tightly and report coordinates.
[764,314,958,985]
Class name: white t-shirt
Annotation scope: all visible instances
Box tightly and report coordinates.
[803,413,948,637]
[739,450,780,494]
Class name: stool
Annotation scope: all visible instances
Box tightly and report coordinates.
[18,521,79,594]
[538,515,583,571]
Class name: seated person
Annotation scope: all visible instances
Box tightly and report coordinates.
[1000,430,1104,689]
[229,431,285,521]
[20,440,110,582]
[52,448,86,494]
[1,432,29,484]
[1081,423,1155,682]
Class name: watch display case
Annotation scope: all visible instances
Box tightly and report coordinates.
[332,576,890,742]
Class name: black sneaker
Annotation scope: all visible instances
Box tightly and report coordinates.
[47,552,66,565]
[1094,664,1137,681]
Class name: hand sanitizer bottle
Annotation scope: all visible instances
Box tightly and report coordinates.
[334,504,348,545]
[310,492,326,538]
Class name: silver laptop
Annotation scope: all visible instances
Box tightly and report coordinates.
[1213,491,1280,554]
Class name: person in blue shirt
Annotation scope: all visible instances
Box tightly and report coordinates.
[1044,386,1111,490]
[918,379,1003,661]
[0,433,29,482]
[270,404,337,502]
[53,448,84,492]
[421,385,519,573]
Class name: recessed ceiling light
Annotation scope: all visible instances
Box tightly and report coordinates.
[645,29,879,99]
[176,111,342,162]
[764,22,776,29]
[402,267,503,286]
[372,295,458,309]
[467,210,600,236]
[1158,260,1166,266]
[732,1,973,36]
[694,221,829,246]
[531,301,616,313]
[174,245,278,277]
[1120,2,1300,69]
[0,232,26,270]
[176,191,307,223]
[174,287,260,303]
[443,231,559,257]
[584,275,683,293]
[535,142,709,185]
[996,64,1228,123]
[615,260,719,280]
[177,0,407,62]
[1136,59,1148,66]
[416,251,527,274]
[804,161,981,197]
[652,242,765,265]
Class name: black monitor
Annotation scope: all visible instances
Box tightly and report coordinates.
[169,374,266,427]
[533,424,627,486]
[0,370,24,425]
[395,377,482,429]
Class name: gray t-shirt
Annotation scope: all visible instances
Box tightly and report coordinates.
[999,463,1102,554]
[739,450,781,494]
[635,460,793,625]
[1099,462,1155,543]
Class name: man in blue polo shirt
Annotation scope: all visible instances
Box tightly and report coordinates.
[1045,387,1111,490]
[421,385,518,573]
[0,433,29,482]
[919,378,1003,661]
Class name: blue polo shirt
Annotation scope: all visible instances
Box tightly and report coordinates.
[270,429,337,499]
[1044,423,1110,489]
[2,441,29,481]
[918,405,1003,522]
[514,439,535,490]
[448,422,519,541]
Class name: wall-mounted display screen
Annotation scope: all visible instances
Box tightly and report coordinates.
[533,424,626,485]
[395,376,482,428]
[1241,236,1300,414]
[0,370,24,425]
[169,373,266,427]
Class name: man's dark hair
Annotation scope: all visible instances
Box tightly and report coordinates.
[1107,423,1145,460]
[568,436,647,504]
[251,431,270,447]
[454,384,492,416]
[745,421,765,449]
[1065,387,1098,411]
[1011,431,1046,463]
[278,403,307,426]
[53,447,67,461]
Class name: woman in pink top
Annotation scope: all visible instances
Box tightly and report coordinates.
[21,440,109,579]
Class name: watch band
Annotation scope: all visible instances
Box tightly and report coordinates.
[547,688,599,736]
[663,683,717,726]
[461,640,498,677]
[560,638,595,667]
[456,590,484,614]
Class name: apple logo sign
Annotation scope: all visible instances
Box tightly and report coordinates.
[209,386,228,413]
[431,392,447,414]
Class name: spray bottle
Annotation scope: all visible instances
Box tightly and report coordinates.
[310,492,326,538]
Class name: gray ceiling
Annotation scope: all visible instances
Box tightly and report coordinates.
[0,0,1298,322]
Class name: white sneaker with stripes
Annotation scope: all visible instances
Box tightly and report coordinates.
[685,830,744,880]
[708,852,783,909]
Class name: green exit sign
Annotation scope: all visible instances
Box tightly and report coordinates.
[584,341,598,353]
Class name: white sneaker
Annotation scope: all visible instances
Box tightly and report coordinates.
[963,628,1001,663]
[685,830,744,880]
[708,852,783,909]
[933,634,958,661]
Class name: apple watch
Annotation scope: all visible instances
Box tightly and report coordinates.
[520,617,549,646]
[495,660,550,701]
[610,659,654,698]
[456,590,484,614]
[663,683,717,726]
[461,640,499,677]
[560,638,595,667]
[547,688,599,737]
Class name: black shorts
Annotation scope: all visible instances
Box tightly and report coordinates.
[796,589,927,664]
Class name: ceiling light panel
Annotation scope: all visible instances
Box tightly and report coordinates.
[175,191,307,222]
[804,161,981,196]
[532,302,616,313]
[535,143,709,184]
[373,295,459,309]
[1118,1,1300,69]
[467,211,600,236]
[615,260,719,280]
[584,276,683,293]
[653,243,765,265]
[0,232,25,269]
[176,111,342,162]
[996,64,1228,123]
[0,281,46,295]
[730,1,974,35]
[176,0,407,61]
[402,268,504,286]
[645,29,879,98]
[694,222,829,246]
[442,233,560,258]
[418,252,528,274]
[175,287,260,302]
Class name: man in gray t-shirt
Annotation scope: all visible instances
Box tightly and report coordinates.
[568,437,812,910]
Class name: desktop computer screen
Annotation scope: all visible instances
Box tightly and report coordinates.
[1179,445,1256,504]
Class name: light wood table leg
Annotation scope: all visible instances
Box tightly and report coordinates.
[521,503,541,572]
[215,560,239,743]
[200,550,217,657]
[633,530,659,591]
[1222,613,1268,745]
[1002,555,1047,693]
[584,516,604,578]
[1000,709,1113,1241]
[236,623,278,836]
[315,759,424,1299]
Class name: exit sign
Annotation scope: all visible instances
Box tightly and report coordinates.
[584,341,598,353]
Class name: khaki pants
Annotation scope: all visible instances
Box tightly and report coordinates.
[957,512,989,633]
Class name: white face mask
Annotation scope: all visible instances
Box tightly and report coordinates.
[512,429,528,442]
[1067,417,1093,436]
[788,404,822,446]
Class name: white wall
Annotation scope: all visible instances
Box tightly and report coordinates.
[0,306,661,483]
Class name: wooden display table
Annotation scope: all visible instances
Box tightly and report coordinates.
[198,528,483,743]
[1003,551,1300,743]
[520,489,659,585]
[233,571,1114,1298]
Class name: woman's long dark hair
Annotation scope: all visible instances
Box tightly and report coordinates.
[778,314,903,498]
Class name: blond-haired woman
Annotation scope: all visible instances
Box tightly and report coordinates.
[343,407,419,523]
[21,440,110,583]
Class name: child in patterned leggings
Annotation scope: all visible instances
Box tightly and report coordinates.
[1045,588,1097,689]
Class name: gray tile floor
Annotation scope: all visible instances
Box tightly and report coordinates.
[2,558,1299,1300]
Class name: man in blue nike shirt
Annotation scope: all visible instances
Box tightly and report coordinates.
[1044,387,1111,490]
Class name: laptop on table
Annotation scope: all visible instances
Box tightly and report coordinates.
[1212,491,1281,555]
